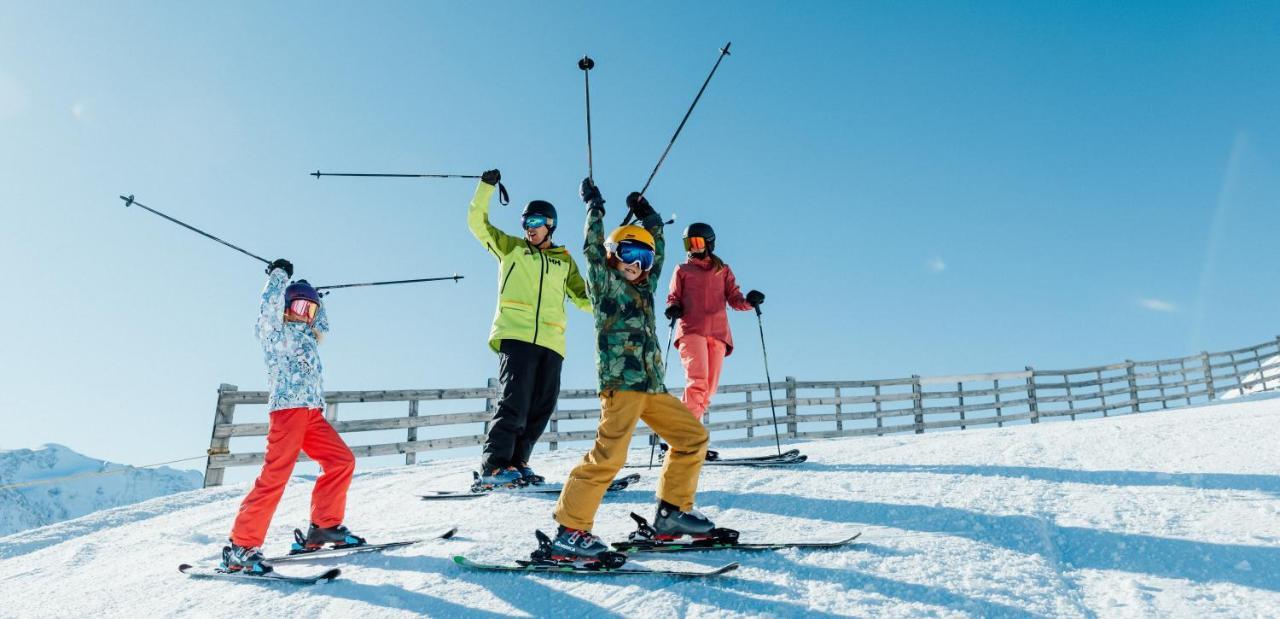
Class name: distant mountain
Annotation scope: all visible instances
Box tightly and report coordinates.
[0,443,202,537]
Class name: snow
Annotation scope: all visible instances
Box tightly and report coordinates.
[0,443,201,537]
[2,398,1279,617]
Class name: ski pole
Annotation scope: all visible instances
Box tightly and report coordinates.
[118,195,271,265]
[315,275,464,294]
[650,316,678,469]
[622,42,732,226]
[579,55,596,182]
[753,305,784,456]
[311,170,510,205]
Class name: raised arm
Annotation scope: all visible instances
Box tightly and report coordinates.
[467,171,522,259]
[580,178,611,295]
[256,266,289,342]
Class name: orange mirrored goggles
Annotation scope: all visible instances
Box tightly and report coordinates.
[285,299,319,324]
[684,236,708,252]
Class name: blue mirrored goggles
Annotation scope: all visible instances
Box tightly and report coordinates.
[523,214,553,230]
[615,240,655,271]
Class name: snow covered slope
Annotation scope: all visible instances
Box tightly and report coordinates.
[2,399,1279,617]
[0,443,201,537]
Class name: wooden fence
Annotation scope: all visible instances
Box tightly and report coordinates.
[202,336,1280,487]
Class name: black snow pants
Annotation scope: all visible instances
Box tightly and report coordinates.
[481,339,564,472]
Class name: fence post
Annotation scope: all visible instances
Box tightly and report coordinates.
[203,384,238,488]
[834,386,843,433]
[1125,361,1139,413]
[483,377,499,436]
[874,384,883,436]
[745,390,754,439]
[1201,352,1215,400]
[406,400,418,465]
[1025,367,1039,424]
[549,401,559,452]
[785,376,798,438]
[326,402,339,423]
[911,375,924,434]
[957,381,966,430]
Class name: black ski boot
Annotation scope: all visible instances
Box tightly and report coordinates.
[292,523,366,553]
[527,527,627,570]
[625,503,740,547]
[220,541,273,574]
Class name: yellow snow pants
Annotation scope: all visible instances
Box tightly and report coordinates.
[554,390,709,531]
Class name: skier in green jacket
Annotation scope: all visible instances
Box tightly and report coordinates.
[469,169,592,487]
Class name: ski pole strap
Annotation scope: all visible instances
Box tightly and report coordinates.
[497,182,510,206]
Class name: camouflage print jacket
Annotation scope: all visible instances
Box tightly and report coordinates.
[583,207,667,394]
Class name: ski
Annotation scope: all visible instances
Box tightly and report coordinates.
[702,454,807,467]
[419,474,640,501]
[452,555,738,577]
[178,563,340,585]
[265,527,458,563]
[614,532,861,554]
[707,448,801,463]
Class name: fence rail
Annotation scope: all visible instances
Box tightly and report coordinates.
[201,335,1280,487]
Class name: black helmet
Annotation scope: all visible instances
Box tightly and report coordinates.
[682,222,715,253]
[522,200,557,234]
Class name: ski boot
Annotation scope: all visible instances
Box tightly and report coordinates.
[658,442,720,462]
[291,523,366,554]
[472,468,524,492]
[526,526,627,570]
[626,502,740,547]
[220,541,273,574]
[515,463,545,485]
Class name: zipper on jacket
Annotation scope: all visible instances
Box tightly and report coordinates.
[499,263,517,294]
[533,248,546,344]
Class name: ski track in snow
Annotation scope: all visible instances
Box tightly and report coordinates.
[2,398,1280,617]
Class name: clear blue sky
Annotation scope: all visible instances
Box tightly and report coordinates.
[2,2,1277,473]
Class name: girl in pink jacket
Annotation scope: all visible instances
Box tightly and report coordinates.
[665,223,764,423]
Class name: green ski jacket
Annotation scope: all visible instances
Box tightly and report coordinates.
[583,206,668,393]
[468,182,591,358]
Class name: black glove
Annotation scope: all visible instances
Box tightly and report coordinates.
[580,177,605,212]
[625,192,655,220]
[664,304,683,321]
[266,258,293,278]
[481,169,501,186]
[746,290,765,307]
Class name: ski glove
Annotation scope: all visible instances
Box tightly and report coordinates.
[267,258,294,278]
[664,304,683,320]
[746,290,765,307]
[481,169,501,186]
[626,192,655,221]
[580,178,605,214]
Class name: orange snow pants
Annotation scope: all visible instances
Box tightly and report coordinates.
[230,407,355,548]
[678,334,727,421]
[554,390,709,531]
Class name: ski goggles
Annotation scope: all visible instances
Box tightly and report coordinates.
[614,240,655,271]
[285,298,319,324]
[523,214,553,230]
[684,236,708,252]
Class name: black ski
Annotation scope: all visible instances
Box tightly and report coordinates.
[178,564,340,584]
[453,556,738,577]
[419,473,639,501]
[615,532,861,554]
[265,527,458,563]
[707,448,801,463]
[702,453,807,467]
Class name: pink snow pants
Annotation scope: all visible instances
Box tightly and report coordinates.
[678,334,728,421]
[230,407,355,548]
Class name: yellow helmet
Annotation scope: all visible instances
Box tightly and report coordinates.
[604,225,655,254]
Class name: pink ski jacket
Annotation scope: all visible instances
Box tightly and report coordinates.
[667,257,754,355]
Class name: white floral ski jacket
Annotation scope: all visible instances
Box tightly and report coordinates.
[257,268,329,412]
